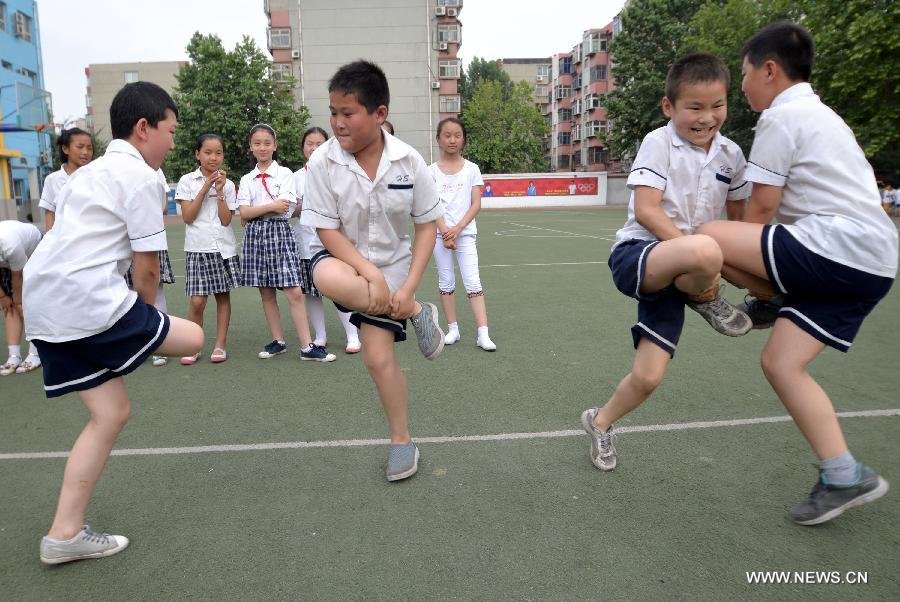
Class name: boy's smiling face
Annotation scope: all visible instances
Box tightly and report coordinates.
[662,80,728,152]
[329,91,386,155]
[142,109,177,170]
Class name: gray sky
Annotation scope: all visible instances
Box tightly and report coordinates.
[38,0,625,124]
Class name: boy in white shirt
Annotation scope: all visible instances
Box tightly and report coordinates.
[697,22,896,525]
[24,82,203,563]
[0,219,42,374]
[301,60,444,482]
[581,53,751,472]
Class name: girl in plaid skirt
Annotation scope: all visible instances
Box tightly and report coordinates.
[237,124,335,362]
[174,134,241,364]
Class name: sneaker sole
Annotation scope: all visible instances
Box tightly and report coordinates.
[386,447,420,482]
[258,349,287,359]
[300,355,337,362]
[419,303,445,360]
[792,477,890,526]
[580,410,616,472]
[40,539,129,565]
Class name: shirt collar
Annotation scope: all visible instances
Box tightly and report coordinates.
[666,120,729,155]
[105,139,146,162]
[770,82,815,109]
[326,131,410,166]
[249,161,280,178]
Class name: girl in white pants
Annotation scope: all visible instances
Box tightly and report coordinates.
[430,117,496,351]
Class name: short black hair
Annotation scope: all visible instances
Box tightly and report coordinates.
[57,127,91,163]
[382,120,394,135]
[742,22,814,82]
[194,133,223,153]
[665,53,730,104]
[328,60,390,113]
[109,81,178,140]
[301,126,328,147]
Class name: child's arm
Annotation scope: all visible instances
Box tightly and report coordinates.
[725,199,746,221]
[391,220,438,319]
[318,227,391,314]
[131,251,160,305]
[239,201,290,221]
[217,177,235,226]
[178,174,215,225]
[743,184,783,224]
[444,184,482,242]
[633,185,683,240]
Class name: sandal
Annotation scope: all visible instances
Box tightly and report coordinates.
[210,348,227,363]
[180,352,202,366]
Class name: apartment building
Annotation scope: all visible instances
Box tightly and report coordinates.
[498,58,551,115]
[263,0,464,163]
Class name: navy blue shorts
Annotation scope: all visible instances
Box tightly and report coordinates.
[31,299,170,398]
[0,267,11,297]
[310,250,408,342]
[608,240,685,357]
[761,224,894,352]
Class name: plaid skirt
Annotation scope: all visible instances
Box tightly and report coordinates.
[240,219,303,289]
[0,267,11,297]
[299,258,320,297]
[185,252,241,296]
[124,250,175,288]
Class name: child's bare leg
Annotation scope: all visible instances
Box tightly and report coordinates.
[439,290,457,325]
[187,295,207,329]
[593,338,670,431]
[213,293,231,349]
[47,378,131,539]
[283,286,313,347]
[155,315,205,357]
[313,257,371,311]
[360,323,409,444]
[642,234,722,296]
[259,287,285,341]
[468,293,488,328]
[695,221,772,291]
[761,319,848,459]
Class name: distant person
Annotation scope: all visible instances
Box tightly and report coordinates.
[483,182,493,197]
[39,128,93,230]
[526,180,537,196]
[697,22,896,525]
[581,53,751,473]
[382,120,394,135]
[175,133,240,364]
[0,220,42,374]
[430,117,496,351]
[25,81,203,564]
[301,60,445,481]
[568,179,577,195]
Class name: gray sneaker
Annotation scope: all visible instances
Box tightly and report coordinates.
[410,301,444,360]
[581,407,617,471]
[40,525,129,565]
[386,441,419,481]
[790,466,889,526]
[686,295,752,336]
[738,294,785,329]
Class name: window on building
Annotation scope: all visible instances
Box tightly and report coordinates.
[572,125,582,141]
[85,94,91,108]
[124,71,139,84]
[271,63,292,81]
[535,84,548,97]
[14,11,31,42]
[440,95,460,113]
[438,0,462,5]
[573,99,582,115]
[572,75,582,89]
[558,132,571,145]
[268,27,291,48]
[1,60,12,71]
[558,108,572,121]
[439,59,461,78]
[17,67,36,85]
[0,3,7,32]
[558,154,570,168]
[560,56,573,74]
[537,65,550,78]
[586,94,602,110]
[589,147,608,165]
[13,178,25,205]
[590,65,608,81]
[573,150,582,167]
[437,24,460,43]
[554,85,571,98]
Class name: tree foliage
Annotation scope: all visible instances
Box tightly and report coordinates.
[459,57,513,111]
[167,33,309,181]
[461,80,548,174]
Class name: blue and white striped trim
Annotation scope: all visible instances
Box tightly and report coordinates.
[635,321,677,352]
[635,241,662,299]
[766,225,787,294]
[779,307,852,350]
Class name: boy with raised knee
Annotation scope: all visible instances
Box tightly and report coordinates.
[697,22,896,525]
[581,53,751,471]
[24,81,203,564]
[300,61,444,481]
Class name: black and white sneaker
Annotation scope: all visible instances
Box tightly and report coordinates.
[300,343,336,362]
[738,294,785,329]
[258,340,287,359]
[790,466,889,526]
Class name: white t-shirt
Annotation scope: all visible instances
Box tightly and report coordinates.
[0,220,42,270]
[293,166,318,259]
[615,122,750,247]
[237,161,296,220]
[175,168,238,257]
[38,168,71,213]
[429,159,483,237]
[746,83,898,278]
[24,139,168,342]
[301,133,442,292]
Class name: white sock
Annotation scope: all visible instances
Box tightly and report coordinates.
[448,322,459,333]
[477,326,490,341]
[153,283,168,313]
[305,295,327,344]
[338,310,359,343]
[9,345,21,358]
[27,343,39,359]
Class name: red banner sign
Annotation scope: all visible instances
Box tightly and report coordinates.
[481,176,598,198]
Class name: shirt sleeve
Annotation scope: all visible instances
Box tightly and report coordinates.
[746,113,793,187]
[300,155,340,230]
[0,237,28,271]
[469,161,485,188]
[224,180,238,211]
[126,174,168,252]
[38,173,60,211]
[726,149,752,200]
[410,155,442,224]
[274,166,297,218]
[174,174,193,202]
[236,175,252,207]
[627,129,670,191]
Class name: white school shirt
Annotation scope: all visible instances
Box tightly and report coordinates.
[293,165,318,259]
[23,139,168,342]
[746,83,898,278]
[301,133,443,292]
[237,161,296,220]
[0,220,42,270]
[175,169,239,258]
[615,121,750,247]
[38,168,71,213]
[429,159,483,237]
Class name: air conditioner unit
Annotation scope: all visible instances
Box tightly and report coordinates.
[435,6,446,16]
[447,8,458,16]
[291,49,301,59]
[431,81,441,90]
[438,42,448,51]
[536,75,546,83]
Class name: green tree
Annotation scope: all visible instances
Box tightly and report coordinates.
[459,57,513,110]
[603,0,707,161]
[462,80,548,173]
[168,33,309,181]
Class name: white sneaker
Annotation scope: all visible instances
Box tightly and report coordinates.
[444,329,460,345]
[151,355,168,366]
[15,354,41,373]
[477,336,497,351]
[0,355,22,376]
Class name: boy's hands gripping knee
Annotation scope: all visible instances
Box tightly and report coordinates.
[365,273,392,316]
